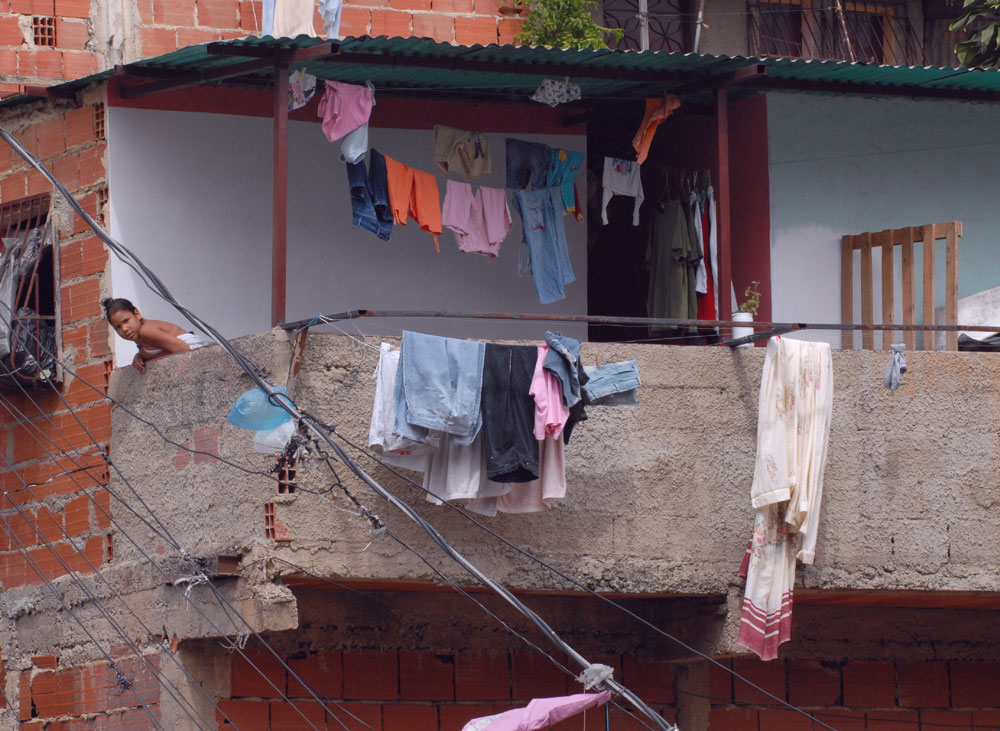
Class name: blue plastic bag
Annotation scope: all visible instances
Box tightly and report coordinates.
[227,386,293,431]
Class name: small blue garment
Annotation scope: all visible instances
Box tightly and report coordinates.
[262,0,275,35]
[228,386,292,431]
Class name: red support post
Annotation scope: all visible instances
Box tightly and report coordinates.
[715,85,732,334]
[272,62,289,326]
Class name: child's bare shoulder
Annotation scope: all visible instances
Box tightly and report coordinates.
[140,319,186,337]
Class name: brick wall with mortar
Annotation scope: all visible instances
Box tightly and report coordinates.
[0,0,97,95]
[0,91,112,591]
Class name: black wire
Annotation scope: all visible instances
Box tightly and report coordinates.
[328,427,843,731]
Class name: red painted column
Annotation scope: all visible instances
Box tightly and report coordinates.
[272,62,289,326]
[715,85,732,334]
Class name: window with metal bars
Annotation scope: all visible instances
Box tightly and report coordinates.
[603,0,692,52]
[0,194,59,387]
[747,0,921,65]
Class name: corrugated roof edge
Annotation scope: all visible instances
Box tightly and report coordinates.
[1,34,999,111]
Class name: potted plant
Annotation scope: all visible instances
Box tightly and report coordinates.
[732,281,760,347]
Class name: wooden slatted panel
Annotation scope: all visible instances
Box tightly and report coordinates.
[946,222,959,351]
[880,230,894,350]
[900,226,916,352]
[922,224,936,351]
[841,236,854,350]
[860,232,874,350]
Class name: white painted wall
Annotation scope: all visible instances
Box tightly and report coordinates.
[107,107,587,365]
[767,92,1000,348]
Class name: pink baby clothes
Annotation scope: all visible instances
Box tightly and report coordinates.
[317,81,373,143]
[441,180,511,258]
[529,343,570,440]
[461,691,612,731]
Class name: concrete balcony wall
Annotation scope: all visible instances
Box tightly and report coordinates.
[107,332,1000,604]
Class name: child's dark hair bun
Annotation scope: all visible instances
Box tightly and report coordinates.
[101,297,138,323]
[100,297,113,309]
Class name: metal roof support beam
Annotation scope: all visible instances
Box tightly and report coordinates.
[272,60,289,327]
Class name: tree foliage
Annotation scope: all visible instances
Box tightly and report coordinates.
[514,0,624,50]
[952,0,1000,67]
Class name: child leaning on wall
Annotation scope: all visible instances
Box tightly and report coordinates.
[100,297,211,373]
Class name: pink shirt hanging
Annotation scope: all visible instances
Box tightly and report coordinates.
[462,691,612,731]
[529,343,570,440]
[317,80,372,142]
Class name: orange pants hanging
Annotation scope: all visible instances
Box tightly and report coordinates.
[632,93,681,165]
[385,156,443,252]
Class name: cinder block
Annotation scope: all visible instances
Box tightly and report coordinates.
[399,651,454,701]
[732,657,785,707]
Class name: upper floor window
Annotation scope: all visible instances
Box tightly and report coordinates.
[604,0,692,52]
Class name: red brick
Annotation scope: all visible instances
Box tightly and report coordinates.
[78,143,105,186]
[64,106,95,148]
[708,707,758,730]
[867,709,919,731]
[339,7,370,36]
[898,660,948,708]
[140,27,177,57]
[411,12,452,41]
[498,18,524,45]
[757,708,813,730]
[0,16,23,46]
[370,9,411,37]
[432,0,473,10]
[343,650,398,700]
[63,493,90,535]
[732,657,785,707]
[61,276,101,323]
[7,508,38,548]
[622,656,675,704]
[50,153,80,192]
[389,0,429,10]
[951,661,1000,708]
[22,48,63,78]
[328,701,382,730]
[35,117,65,160]
[154,0,195,25]
[55,0,92,17]
[34,506,63,542]
[89,319,112,358]
[216,699,269,729]
[455,651,510,701]
[11,0,53,13]
[192,425,221,464]
[454,16,496,44]
[239,1,263,31]
[92,489,110,530]
[287,650,342,698]
[55,18,90,50]
[198,0,239,28]
[922,710,973,731]
[814,709,866,731]
[786,659,840,707]
[440,704,493,731]
[31,654,58,669]
[177,28,221,46]
[1,171,26,201]
[973,710,1000,728]
[399,651,454,701]
[25,169,48,195]
[708,659,733,705]
[136,0,153,22]
[73,191,98,233]
[474,0,503,13]
[13,124,37,156]
[231,647,287,698]
[608,704,666,730]
[62,49,98,78]
[270,700,325,730]
[511,651,567,700]
[383,703,437,729]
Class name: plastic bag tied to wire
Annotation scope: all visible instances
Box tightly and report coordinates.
[227,386,293,431]
[882,343,907,391]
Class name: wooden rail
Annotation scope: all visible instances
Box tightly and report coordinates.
[841,222,961,351]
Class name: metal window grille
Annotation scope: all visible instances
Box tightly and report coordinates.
[604,0,692,52]
[747,0,921,65]
[31,17,56,47]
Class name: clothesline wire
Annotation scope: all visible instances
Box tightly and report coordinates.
[327,426,843,731]
[0,131,675,731]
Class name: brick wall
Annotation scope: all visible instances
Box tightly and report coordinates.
[0,0,97,93]
[0,97,112,590]
[134,0,524,56]
[16,650,161,728]
[219,647,677,730]
[710,657,1000,730]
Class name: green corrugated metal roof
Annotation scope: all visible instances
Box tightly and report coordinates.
[6,34,1000,109]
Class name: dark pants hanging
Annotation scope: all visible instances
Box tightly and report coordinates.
[481,343,539,483]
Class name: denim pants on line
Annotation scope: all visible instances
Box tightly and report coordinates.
[346,148,392,240]
[481,343,539,483]
[506,138,551,189]
[583,361,640,405]
[513,189,575,305]
[543,330,583,407]
[393,331,485,446]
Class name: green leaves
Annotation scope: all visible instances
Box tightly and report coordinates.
[951,0,1000,66]
[514,0,624,50]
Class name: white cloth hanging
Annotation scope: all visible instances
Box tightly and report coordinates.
[272,0,315,37]
[738,336,833,661]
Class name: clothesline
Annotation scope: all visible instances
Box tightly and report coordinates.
[280,308,1000,336]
